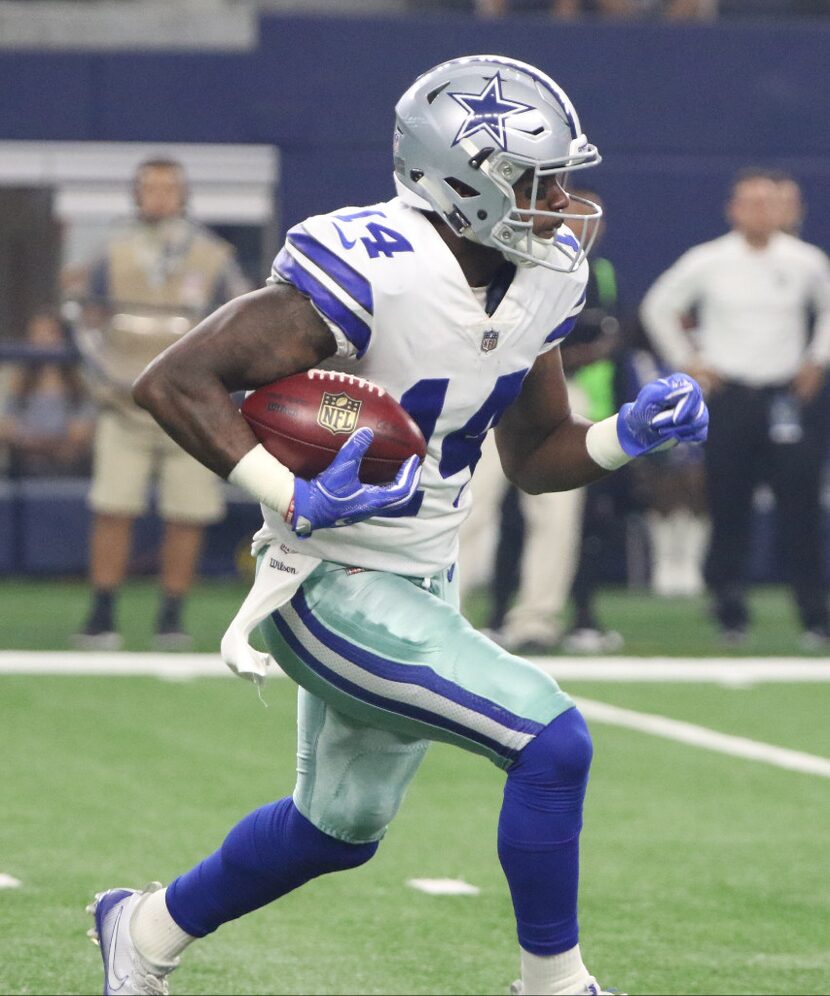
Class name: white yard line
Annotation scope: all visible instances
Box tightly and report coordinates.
[2,651,830,683]
[574,696,830,779]
[0,651,230,678]
[539,658,830,685]
[406,878,480,896]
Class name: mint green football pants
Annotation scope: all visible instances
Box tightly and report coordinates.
[259,558,574,844]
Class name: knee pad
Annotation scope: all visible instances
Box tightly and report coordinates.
[327,771,403,843]
[294,695,429,844]
[501,709,592,847]
[295,744,428,844]
[510,707,593,792]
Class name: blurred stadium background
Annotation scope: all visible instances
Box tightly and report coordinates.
[1,3,829,995]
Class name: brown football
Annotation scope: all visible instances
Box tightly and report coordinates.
[241,369,427,484]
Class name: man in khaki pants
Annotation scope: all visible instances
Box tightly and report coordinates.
[71,158,248,649]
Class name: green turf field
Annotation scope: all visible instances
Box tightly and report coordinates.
[2,581,829,995]
[2,671,830,995]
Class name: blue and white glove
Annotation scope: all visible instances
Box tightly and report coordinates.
[291,427,422,538]
[617,373,709,457]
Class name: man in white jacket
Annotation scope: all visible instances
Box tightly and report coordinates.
[641,169,830,646]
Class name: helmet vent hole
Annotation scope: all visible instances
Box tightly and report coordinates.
[426,82,450,104]
[444,177,480,199]
[409,169,425,183]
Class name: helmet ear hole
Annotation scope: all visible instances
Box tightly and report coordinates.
[444,177,480,199]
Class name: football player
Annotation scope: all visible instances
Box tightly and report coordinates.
[87,56,707,996]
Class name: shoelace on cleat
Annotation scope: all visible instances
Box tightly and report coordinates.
[133,965,169,996]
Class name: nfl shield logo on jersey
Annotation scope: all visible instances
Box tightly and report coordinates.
[481,329,499,353]
[318,392,363,434]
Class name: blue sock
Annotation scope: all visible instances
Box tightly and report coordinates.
[497,707,593,955]
[166,797,378,937]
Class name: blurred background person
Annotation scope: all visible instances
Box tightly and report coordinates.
[554,189,629,652]
[640,168,830,646]
[0,310,94,478]
[460,188,626,654]
[69,158,248,651]
[625,330,709,598]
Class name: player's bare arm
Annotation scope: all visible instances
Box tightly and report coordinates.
[498,344,710,494]
[495,346,609,494]
[132,283,335,478]
[135,281,422,536]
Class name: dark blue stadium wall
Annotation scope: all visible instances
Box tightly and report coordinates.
[2,14,829,308]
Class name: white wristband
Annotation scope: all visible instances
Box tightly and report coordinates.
[585,414,632,471]
[228,443,295,519]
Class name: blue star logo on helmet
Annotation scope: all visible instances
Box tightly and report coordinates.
[448,73,534,151]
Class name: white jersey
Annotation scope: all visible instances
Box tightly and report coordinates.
[640,230,830,386]
[254,196,587,575]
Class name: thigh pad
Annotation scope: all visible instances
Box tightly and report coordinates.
[293,687,429,844]
[261,562,574,773]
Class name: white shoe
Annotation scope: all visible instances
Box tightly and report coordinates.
[70,630,123,651]
[87,882,178,995]
[152,629,194,652]
[510,977,625,995]
[800,627,830,652]
[560,628,624,654]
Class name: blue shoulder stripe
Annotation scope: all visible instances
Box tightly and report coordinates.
[545,314,577,344]
[286,227,373,315]
[555,232,580,253]
[274,249,371,357]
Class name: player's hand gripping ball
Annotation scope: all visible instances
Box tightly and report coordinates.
[241,370,427,536]
[241,369,427,484]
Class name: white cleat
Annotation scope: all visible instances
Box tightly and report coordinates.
[510,978,626,995]
[70,630,124,651]
[560,628,624,655]
[86,882,178,995]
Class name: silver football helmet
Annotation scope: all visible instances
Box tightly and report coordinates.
[394,55,602,272]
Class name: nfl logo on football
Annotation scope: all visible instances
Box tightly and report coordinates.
[481,329,499,353]
[318,391,363,434]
